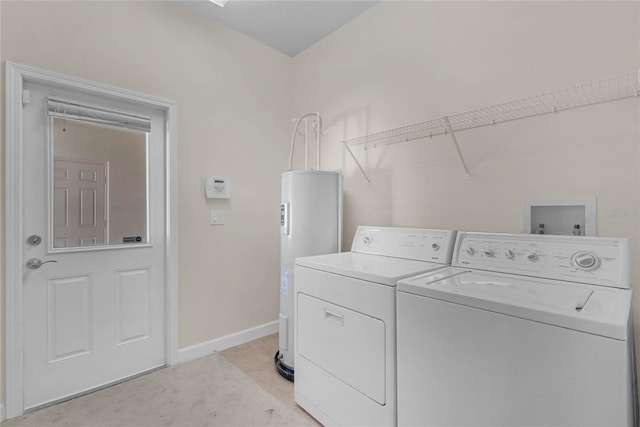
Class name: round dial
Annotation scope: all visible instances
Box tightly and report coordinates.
[432,243,440,251]
[466,247,475,255]
[527,253,538,262]
[484,249,495,257]
[504,249,515,259]
[572,252,601,271]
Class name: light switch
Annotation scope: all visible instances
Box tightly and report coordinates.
[210,209,225,225]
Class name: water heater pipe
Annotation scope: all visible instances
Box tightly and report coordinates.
[316,112,321,170]
[304,119,308,170]
[288,112,322,171]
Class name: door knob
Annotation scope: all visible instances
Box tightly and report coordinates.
[26,258,58,269]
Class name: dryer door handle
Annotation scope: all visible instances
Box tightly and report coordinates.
[324,309,344,326]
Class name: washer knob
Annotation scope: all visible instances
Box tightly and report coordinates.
[484,249,495,257]
[527,253,538,262]
[504,249,515,259]
[432,243,440,251]
[466,247,475,255]
[572,252,600,271]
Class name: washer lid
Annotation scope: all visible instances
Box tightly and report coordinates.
[295,252,448,286]
[398,268,632,340]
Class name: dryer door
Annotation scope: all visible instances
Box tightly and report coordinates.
[297,293,386,404]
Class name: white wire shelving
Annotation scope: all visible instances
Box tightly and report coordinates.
[343,70,640,182]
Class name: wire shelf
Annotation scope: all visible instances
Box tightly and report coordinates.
[344,70,640,149]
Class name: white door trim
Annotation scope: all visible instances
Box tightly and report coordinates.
[4,61,179,420]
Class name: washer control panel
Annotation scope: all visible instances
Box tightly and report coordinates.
[352,226,457,263]
[454,232,629,289]
[572,252,600,271]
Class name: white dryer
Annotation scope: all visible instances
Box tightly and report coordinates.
[294,226,457,426]
[397,232,638,427]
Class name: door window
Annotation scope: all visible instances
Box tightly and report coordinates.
[48,99,150,251]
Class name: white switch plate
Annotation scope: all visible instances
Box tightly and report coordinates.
[210,209,225,225]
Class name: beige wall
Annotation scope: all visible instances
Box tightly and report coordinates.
[292,0,640,381]
[1,0,292,369]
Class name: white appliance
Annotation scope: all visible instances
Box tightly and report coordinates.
[277,170,343,380]
[294,226,457,426]
[397,232,638,427]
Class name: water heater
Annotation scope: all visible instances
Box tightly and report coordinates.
[276,170,342,380]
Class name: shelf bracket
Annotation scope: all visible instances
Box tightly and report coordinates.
[443,116,470,179]
[342,141,371,184]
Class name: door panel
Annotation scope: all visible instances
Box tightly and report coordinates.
[47,274,93,362]
[22,81,166,409]
[54,159,107,248]
[115,267,151,345]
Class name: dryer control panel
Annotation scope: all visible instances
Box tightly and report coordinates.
[352,226,457,264]
[453,232,629,289]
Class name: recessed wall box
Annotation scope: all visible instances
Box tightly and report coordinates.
[205,177,231,199]
[523,198,596,236]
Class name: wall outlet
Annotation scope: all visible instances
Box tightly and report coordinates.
[210,209,225,225]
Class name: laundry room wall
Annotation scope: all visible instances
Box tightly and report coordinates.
[0,0,292,403]
[292,0,640,378]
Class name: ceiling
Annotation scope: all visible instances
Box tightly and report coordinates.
[176,1,379,57]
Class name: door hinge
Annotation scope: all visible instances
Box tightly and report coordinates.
[22,90,31,106]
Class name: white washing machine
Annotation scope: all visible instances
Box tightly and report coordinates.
[397,232,638,427]
[294,226,457,426]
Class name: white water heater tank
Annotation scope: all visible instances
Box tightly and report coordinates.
[277,170,342,379]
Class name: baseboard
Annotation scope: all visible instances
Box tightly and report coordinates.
[0,402,5,421]
[177,320,278,364]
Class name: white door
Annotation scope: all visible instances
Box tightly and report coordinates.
[21,81,166,410]
[53,158,108,248]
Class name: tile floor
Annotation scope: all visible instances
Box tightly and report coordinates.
[220,333,319,425]
[2,333,318,426]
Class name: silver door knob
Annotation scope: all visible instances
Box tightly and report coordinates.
[26,258,58,269]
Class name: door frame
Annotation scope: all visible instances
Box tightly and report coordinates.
[4,62,179,419]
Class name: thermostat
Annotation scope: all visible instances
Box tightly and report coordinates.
[205,177,231,199]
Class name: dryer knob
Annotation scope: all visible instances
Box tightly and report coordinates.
[527,253,538,262]
[504,249,515,259]
[432,243,440,251]
[466,247,475,255]
[484,249,495,257]
[572,252,600,271]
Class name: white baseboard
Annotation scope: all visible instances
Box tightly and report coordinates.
[177,320,278,364]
